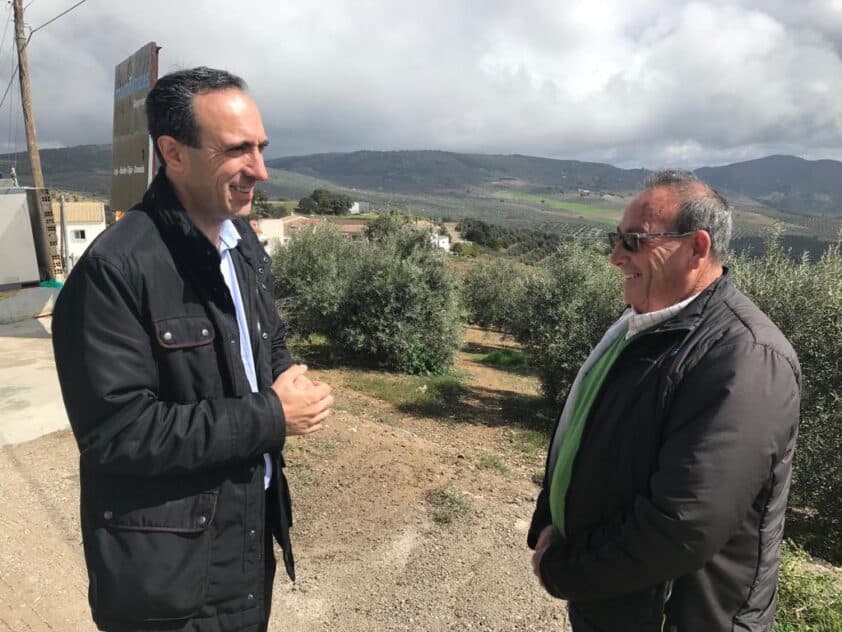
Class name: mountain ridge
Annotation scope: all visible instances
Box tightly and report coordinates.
[3,145,841,216]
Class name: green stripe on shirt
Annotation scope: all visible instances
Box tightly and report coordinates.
[549,331,636,537]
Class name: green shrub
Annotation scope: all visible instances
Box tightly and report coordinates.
[451,242,480,257]
[272,224,353,335]
[337,232,462,374]
[511,241,624,408]
[364,210,413,241]
[774,540,842,631]
[273,225,462,375]
[731,230,842,532]
[461,258,526,332]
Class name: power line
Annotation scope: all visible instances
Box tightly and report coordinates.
[25,0,88,44]
[0,6,12,56]
[0,65,18,111]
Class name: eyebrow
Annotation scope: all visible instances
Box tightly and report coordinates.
[226,139,270,152]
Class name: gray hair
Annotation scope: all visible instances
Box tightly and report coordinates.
[145,67,247,166]
[644,169,732,260]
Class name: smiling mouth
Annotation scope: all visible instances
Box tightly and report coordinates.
[624,273,641,280]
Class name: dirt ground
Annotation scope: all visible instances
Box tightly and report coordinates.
[0,327,569,631]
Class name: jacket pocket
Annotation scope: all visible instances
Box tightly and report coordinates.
[152,315,220,401]
[90,491,217,623]
[154,315,215,349]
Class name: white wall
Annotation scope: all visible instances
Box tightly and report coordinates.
[57,221,107,269]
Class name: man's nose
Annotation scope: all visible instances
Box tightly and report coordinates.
[609,240,625,267]
[246,150,269,181]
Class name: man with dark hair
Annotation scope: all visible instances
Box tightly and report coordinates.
[52,67,333,631]
[528,171,801,631]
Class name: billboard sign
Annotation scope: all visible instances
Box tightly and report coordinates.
[111,42,159,213]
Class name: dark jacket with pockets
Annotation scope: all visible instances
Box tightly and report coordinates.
[528,273,801,632]
[52,171,295,632]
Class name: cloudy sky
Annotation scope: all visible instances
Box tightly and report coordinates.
[4,0,842,168]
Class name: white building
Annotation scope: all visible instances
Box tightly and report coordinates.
[431,233,450,251]
[52,201,108,271]
[250,218,286,254]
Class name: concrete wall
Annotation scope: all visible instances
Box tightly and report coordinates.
[0,287,60,325]
[57,221,107,268]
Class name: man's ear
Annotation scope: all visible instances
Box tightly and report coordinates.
[690,229,713,268]
[157,136,187,174]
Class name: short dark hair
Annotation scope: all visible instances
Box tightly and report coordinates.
[644,169,732,260]
[145,67,247,166]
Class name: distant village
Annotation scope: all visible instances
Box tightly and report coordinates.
[249,210,452,255]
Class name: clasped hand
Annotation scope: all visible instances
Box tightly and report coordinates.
[272,364,334,436]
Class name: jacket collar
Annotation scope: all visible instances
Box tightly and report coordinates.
[655,267,732,334]
[137,168,261,271]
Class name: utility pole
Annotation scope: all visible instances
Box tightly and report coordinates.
[12,0,59,280]
[12,0,45,189]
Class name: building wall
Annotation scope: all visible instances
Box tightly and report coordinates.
[251,218,286,255]
[432,234,451,251]
[57,221,107,268]
[52,201,108,270]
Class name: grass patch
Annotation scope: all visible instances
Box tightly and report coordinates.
[350,371,468,418]
[479,349,530,369]
[308,439,337,458]
[775,540,842,631]
[477,452,509,473]
[333,400,364,416]
[480,349,528,368]
[426,488,469,524]
[490,188,619,224]
[287,458,317,486]
[511,428,550,455]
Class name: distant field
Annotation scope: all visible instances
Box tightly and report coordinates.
[262,168,342,200]
[489,188,620,224]
[262,168,842,259]
[263,169,606,232]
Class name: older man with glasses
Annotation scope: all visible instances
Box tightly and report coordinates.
[528,170,801,632]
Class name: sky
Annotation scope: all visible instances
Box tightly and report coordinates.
[2,0,841,168]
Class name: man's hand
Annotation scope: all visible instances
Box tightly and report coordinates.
[272,364,334,436]
[531,525,556,584]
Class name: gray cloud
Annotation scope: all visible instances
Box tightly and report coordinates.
[5,0,842,168]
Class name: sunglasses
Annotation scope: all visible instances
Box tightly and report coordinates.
[607,230,697,252]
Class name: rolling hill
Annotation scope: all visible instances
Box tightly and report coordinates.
[697,155,842,216]
[265,150,648,195]
[1,144,112,197]
[3,146,841,250]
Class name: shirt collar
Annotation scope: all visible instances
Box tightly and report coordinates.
[626,292,701,339]
[219,219,242,254]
